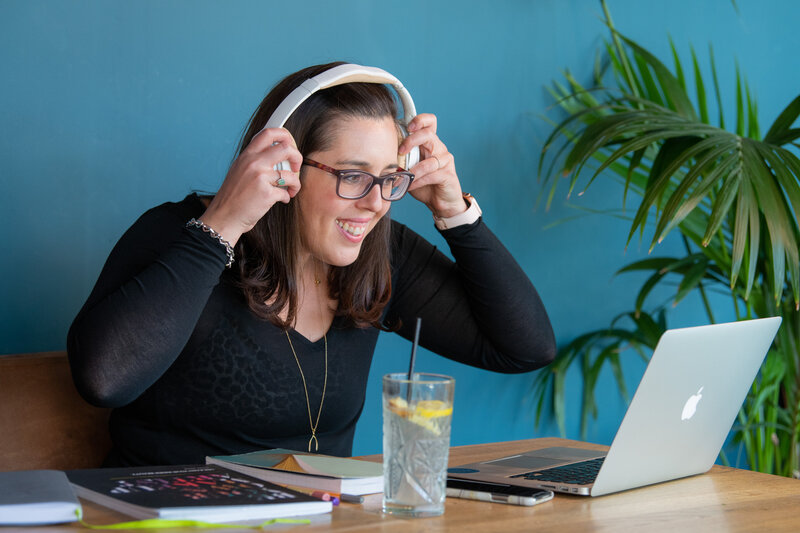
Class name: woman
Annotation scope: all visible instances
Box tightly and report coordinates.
[67,62,556,466]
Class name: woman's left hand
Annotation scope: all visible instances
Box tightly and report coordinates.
[400,113,466,218]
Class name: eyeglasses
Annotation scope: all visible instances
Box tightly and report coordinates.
[302,158,414,201]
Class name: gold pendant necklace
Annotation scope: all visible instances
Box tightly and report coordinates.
[285,276,328,453]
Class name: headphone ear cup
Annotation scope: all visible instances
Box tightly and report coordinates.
[406,145,420,170]
[398,123,421,170]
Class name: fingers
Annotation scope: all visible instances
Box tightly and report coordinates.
[408,113,437,133]
[399,113,439,159]
[236,153,300,196]
[398,113,456,192]
[268,141,303,173]
[272,183,293,205]
[272,169,301,199]
[246,127,303,172]
[261,172,293,205]
[407,151,454,191]
[248,126,297,153]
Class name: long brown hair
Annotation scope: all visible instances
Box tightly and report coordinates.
[233,62,398,330]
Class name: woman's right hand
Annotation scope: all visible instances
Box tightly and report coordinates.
[198,127,303,246]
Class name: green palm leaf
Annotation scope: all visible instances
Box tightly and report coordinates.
[540,32,800,307]
[692,46,709,124]
[533,0,800,478]
[764,95,800,144]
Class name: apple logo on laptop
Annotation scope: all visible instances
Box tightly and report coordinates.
[681,387,704,420]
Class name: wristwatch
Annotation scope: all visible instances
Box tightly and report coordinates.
[433,193,482,230]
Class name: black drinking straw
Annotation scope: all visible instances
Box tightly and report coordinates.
[407,317,422,403]
[408,317,421,380]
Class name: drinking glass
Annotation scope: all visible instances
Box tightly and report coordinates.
[382,373,455,517]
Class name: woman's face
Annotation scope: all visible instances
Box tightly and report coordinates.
[297,115,398,267]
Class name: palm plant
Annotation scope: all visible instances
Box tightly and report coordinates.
[534,1,800,477]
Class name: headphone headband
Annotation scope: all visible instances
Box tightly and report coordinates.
[263,63,420,170]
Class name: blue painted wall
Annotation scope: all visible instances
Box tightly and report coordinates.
[2,0,798,459]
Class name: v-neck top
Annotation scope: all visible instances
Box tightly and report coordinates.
[67,194,555,465]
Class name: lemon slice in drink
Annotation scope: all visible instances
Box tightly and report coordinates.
[387,398,452,436]
[415,400,453,418]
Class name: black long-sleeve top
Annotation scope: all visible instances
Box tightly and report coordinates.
[67,193,555,466]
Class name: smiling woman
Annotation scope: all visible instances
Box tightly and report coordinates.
[65,62,557,467]
[297,116,398,270]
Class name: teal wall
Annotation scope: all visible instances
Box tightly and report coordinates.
[2,0,798,459]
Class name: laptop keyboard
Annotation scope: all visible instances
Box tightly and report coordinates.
[510,457,605,486]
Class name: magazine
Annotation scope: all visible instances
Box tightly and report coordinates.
[66,464,331,522]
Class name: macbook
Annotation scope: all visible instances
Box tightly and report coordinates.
[447,317,782,496]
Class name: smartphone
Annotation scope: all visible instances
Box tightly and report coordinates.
[446,478,554,507]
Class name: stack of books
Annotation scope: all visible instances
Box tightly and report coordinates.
[1,449,382,525]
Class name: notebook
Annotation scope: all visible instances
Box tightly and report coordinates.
[0,470,81,525]
[448,317,782,497]
[206,449,383,495]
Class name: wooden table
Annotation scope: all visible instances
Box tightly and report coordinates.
[13,438,800,532]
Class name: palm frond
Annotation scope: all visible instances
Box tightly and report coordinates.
[534,0,800,477]
[539,34,800,307]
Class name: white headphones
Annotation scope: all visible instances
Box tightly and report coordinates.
[261,63,421,171]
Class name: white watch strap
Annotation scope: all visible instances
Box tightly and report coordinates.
[434,194,482,230]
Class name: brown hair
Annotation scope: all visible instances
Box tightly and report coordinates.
[233,62,399,330]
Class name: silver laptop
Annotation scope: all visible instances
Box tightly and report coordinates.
[448,317,782,497]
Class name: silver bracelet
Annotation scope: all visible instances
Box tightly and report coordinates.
[186,218,235,268]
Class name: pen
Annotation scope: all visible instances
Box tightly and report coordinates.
[279,485,340,506]
[326,492,365,504]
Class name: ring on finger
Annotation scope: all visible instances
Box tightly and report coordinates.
[275,170,286,187]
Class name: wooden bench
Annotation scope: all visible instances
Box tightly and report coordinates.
[0,351,111,471]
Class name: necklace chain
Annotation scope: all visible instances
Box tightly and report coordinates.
[284,276,328,453]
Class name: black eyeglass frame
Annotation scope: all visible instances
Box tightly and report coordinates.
[302,158,415,201]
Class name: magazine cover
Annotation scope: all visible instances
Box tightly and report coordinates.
[66,464,331,521]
